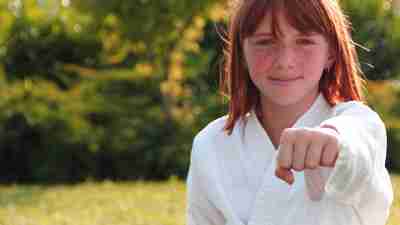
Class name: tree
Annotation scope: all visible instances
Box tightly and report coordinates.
[341,0,400,80]
[72,0,227,131]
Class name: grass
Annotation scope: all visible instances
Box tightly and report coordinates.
[0,177,186,225]
[0,174,398,225]
[388,173,400,225]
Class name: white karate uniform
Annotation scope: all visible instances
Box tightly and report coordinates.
[186,93,393,225]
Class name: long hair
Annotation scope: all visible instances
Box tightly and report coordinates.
[220,0,366,135]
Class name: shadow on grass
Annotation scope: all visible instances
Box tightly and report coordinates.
[389,168,400,176]
[0,185,45,207]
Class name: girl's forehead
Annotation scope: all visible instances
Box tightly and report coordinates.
[252,9,323,38]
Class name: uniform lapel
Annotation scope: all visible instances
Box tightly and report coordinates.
[213,123,248,225]
[246,93,332,225]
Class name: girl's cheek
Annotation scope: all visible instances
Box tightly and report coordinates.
[248,50,275,74]
[298,48,326,75]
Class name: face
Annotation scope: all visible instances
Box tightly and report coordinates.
[243,10,334,108]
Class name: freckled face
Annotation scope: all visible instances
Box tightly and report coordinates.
[242,10,333,108]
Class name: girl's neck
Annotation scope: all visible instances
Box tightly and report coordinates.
[255,93,318,148]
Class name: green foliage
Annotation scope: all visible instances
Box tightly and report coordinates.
[76,71,194,180]
[0,0,400,183]
[0,0,220,182]
[341,0,400,80]
[0,69,200,182]
[4,17,102,89]
[74,0,215,43]
[366,81,400,171]
[0,79,98,183]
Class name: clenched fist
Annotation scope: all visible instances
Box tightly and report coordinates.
[275,125,340,185]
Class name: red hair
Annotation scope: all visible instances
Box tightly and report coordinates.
[220,0,366,135]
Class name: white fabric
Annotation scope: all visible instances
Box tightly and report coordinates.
[186,93,393,225]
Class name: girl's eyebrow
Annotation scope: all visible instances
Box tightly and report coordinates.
[251,31,320,38]
[251,31,321,38]
[300,30,327,37]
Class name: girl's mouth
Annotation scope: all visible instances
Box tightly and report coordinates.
[268,77,303,86]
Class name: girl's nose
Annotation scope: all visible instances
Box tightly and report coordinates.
[275,46,296,71]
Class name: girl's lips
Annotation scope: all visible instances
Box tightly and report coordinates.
[268,77,303,86]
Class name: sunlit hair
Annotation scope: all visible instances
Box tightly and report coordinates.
[219,0,366,135]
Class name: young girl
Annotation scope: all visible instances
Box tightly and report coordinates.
[186,0,393,225]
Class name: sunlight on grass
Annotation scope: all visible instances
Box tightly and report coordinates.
[387,173,400,225]
[0,176,185,225]
[0,174,398,225]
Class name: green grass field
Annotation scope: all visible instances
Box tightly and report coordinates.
[0,175,398,225]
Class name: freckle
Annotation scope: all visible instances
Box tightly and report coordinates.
[253,53,271,73]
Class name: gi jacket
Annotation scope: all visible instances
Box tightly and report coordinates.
[186,93,393,225]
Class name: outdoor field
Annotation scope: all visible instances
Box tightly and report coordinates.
[0,174,398,225]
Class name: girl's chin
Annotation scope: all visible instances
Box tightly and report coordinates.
[259,92,318,108]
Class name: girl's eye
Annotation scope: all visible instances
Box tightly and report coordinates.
[297,39,315,45]
[253,39,275,46]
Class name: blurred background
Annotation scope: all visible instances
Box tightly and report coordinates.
[0,0,399,224]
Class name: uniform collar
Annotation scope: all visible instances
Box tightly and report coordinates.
[248,92,332,129]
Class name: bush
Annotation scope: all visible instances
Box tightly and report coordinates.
[366,81,400,171]
[0,79,99,183]
[77,71,194,180]
[3,18,102,89]
[0,71,198,183]
[341,0,400,80]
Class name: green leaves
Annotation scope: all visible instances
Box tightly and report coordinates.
[341,0,400,80]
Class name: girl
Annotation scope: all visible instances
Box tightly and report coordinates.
[186,0,393,225]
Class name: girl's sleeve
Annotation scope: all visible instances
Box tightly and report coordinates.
[305,101,393,212]
[186,137,225,225]
[319,101,393,205]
